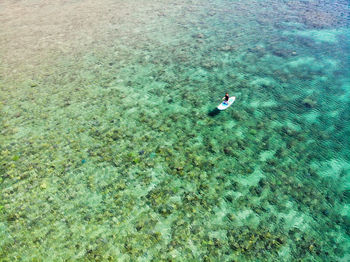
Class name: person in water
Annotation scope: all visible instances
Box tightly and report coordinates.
[222,93,229,105]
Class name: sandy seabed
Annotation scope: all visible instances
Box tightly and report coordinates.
[1,0,349,261]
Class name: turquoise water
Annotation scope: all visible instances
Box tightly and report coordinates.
[1,0,349,261]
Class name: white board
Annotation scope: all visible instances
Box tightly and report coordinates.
[217,96,236,110]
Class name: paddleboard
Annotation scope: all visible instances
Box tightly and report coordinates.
[217,96,236,110]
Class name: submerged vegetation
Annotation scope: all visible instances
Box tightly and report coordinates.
[0,0,349,261]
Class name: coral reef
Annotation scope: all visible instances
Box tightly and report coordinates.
[0,0,349,261]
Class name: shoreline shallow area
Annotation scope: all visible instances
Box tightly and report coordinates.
[1,0,349,261]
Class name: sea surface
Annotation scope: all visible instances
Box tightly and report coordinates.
[0,0,349,261]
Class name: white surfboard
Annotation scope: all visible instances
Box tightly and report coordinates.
[217,96,236,110]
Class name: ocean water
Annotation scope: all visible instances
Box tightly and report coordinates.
[0,0,349,261]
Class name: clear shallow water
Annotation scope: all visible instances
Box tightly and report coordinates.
[0,0,349,261]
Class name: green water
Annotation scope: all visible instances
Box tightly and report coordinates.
[1,0,349,261]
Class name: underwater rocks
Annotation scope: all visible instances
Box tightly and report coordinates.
[271,48,297,58]
[301,9,343,29]
[223,146,237,157]
[302,97,317,108]
[1,1,348,260]
[249,185,263,197]
[274,147,288,158]
[201,60,220,69]
[193,33,205,44]
[226,226,286,259]
[286,1,348,29]
[194,33,204,39]
[247,45,266,57]
[218,45,236,52]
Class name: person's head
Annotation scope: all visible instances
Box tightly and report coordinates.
[225,93,229,96]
